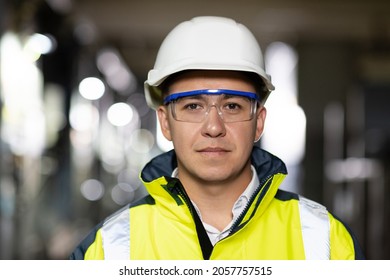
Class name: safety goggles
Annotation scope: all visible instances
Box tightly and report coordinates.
[163,89,260,123]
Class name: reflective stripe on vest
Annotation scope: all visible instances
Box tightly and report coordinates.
[101,197,331,259]
[101,207,130,259]
[298,195,330,259]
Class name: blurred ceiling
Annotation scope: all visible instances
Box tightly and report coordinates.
[5,0,390,80]
[69,0,390,80]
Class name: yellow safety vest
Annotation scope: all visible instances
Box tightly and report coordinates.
[70,147,364,260]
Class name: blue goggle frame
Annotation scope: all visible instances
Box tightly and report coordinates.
[163,89,260,105]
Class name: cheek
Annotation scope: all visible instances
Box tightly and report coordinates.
[169,123,198,147]
[229,122,257,143]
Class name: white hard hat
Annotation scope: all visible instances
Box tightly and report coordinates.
[144,16,275,109]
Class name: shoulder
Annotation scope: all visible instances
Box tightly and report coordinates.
[69,204,132,260]
[69,195,156,260]
[275,189,327,215]
[69,219,105,260]
[328,212,365,259]
[274,190,364,259]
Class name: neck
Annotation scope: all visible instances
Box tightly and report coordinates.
[177,166,253,231]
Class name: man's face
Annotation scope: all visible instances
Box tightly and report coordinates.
[157,70,266,184]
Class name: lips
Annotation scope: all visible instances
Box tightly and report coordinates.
[197,147,231,156]
[199,147,228,152]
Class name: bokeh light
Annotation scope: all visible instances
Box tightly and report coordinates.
[80,179,105,201]
[78,77,105,100]
[107,102,134,127]
[111,183,136,205]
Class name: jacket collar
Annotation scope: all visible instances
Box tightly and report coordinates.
[140,146,288,229]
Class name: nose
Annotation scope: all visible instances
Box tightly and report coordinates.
[201,106,226,138]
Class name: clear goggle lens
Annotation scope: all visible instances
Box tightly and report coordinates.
[163,89,260,123]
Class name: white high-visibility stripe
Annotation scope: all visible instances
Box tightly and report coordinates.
[299,196,330,260]
[101,207,130,259]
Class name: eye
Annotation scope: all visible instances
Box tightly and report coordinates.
[176,98,205,112]
[184,103,202,110]
[224,102,242,111]
[221,96,251,114]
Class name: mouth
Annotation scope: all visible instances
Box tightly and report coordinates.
[197,147,230,156]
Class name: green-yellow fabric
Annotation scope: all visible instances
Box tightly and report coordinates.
[83,173,356,260]
[77,148,361,260]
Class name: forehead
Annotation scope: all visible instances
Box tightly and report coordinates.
[165,70,257,95]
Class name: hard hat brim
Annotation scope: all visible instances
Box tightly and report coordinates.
[145,63,274,109]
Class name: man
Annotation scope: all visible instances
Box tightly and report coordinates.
[70,16,364,260]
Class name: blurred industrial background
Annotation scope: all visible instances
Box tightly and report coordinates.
[0,0,389,259]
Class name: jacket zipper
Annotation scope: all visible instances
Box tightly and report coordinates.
[169,179,193,213]
[168,178,213,259]
[228,174,273,236]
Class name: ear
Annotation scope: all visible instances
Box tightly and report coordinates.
[157,106,172,141]
[254,106,267,142]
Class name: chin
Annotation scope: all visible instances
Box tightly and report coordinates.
[196,167,233,181]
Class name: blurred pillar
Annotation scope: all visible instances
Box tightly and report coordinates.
[298,42,353,203]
